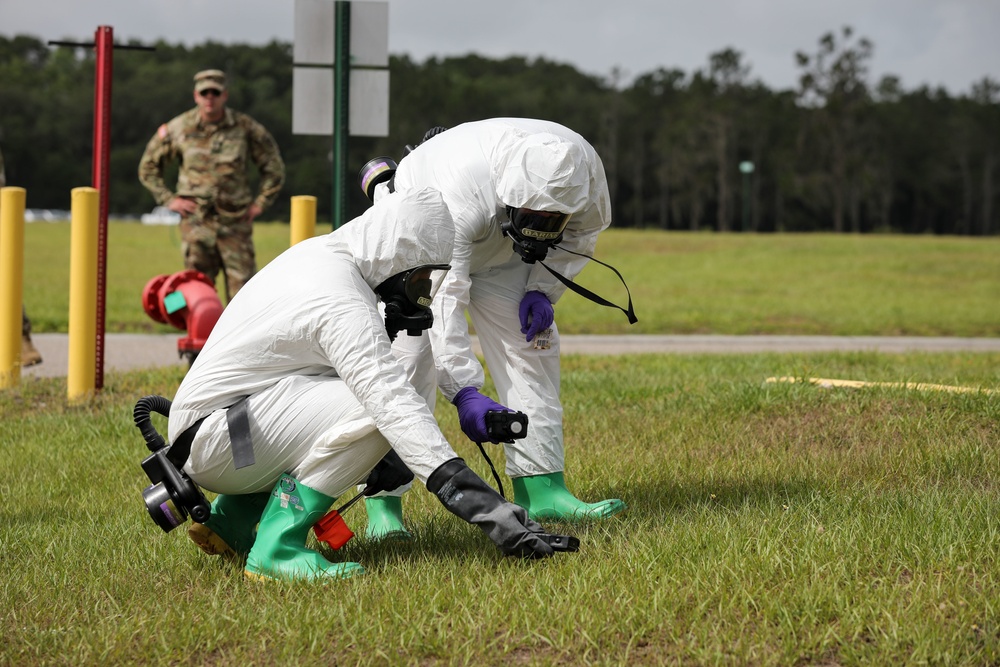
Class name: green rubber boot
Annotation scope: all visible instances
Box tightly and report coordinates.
[364,496,413,541]
[188,491,270,563]
[245,475,365,582]
[512,472,627,522]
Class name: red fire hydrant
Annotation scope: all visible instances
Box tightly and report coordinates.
[142,270,224,365]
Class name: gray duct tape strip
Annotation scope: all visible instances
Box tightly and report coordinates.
[226,397,256,470]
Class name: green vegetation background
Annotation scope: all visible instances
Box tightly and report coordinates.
[2,32,998,235]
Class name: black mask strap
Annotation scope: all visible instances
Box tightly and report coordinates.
[538,247,638,324]
[475,441,506,499]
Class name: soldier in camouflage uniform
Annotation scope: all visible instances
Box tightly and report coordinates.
[0,145,42,366]
[138,69,285,301]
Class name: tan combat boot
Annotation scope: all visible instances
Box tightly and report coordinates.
[21,335,42,367]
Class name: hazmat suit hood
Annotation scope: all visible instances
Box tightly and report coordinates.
[333,187,455,290]
[493,131,592,214]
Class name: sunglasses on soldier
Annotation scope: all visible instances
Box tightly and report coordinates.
[199,89,222,98]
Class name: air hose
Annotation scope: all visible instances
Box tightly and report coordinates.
[134,395,172,452]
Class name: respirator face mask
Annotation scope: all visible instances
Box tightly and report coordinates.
[501,206,572,264]
[375,264,451,340]
[499,207,640,326]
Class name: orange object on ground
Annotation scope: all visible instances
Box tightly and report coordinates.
[313,489,367,549]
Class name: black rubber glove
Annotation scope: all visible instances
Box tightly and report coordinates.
[427,458,560,559]
[364,448,414,496]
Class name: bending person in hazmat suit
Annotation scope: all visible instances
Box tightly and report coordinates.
[167,187,574,582]
[360,118,627,540]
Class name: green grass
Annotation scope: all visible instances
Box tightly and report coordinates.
[19,222,1000,336]
[565,230,1000,336]
[7,224,1000,663]
[2,353,999,665]
[22,221,298,334]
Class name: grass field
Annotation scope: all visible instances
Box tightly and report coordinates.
[4,224,1000,665]
[2,352,998,665]
[19,221,1000,337]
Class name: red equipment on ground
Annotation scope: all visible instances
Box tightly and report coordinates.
[313,489,368,550]
[142,270,224,365]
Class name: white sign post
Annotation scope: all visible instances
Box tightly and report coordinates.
[293,0,389,227]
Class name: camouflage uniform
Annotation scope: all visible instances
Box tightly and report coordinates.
[138,72,285,301]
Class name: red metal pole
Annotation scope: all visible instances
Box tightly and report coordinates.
[92,26,113,390]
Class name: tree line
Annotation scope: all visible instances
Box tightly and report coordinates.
[0,28,997,234]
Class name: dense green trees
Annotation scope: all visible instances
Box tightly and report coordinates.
[0,32,996,234]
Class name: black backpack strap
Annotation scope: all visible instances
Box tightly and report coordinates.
[166,417,206,468]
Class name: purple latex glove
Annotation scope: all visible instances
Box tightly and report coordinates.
[519,290,554,342]
[453,386,509,443]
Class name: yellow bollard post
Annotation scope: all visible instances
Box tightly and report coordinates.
[68,187,99,403]
[289,195,317,246]
[0,187,27,388]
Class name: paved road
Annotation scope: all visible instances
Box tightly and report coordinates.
[20,333,1000,379]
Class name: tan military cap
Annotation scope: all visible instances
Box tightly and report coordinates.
[194,69,227,93]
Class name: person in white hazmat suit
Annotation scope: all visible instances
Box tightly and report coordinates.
[166,187,575,582]
[360,118,627,539]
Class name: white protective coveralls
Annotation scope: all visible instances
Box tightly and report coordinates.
[167,188,461,498]
[384,118,612,479]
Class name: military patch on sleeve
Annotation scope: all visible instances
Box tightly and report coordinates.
[157,124,169,139]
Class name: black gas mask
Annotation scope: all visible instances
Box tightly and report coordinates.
[501,208,640,326]
[501,206,572,264]
[375,264,451,341]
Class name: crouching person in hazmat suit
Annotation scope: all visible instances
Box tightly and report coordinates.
[360,118,627,539]
[166,188,573,582]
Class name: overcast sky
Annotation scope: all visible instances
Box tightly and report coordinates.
[2,0,998,95]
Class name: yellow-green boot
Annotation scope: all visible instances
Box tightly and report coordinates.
[245,475,364,582]
[512,472,626,522]
[364,496,413,541]
[188,491,270,563]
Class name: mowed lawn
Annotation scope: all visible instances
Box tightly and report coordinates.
[18,221,1000,337]
[3,223,999,665]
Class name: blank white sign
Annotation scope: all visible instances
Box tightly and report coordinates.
[292,67,389,137]
[293,0,388,66]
